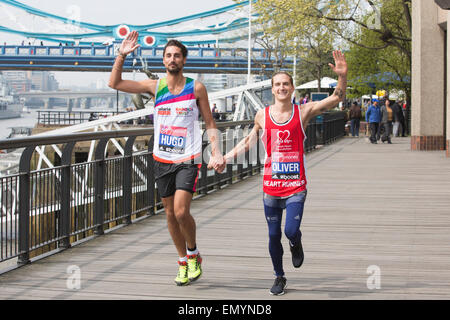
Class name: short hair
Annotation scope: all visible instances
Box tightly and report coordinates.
[163,39,188,58]
[271,71,294,86]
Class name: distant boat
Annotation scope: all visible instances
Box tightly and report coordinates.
[6,126,32,139]
[0,101,22,120]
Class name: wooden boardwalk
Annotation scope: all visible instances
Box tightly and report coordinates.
[1,136,450,300]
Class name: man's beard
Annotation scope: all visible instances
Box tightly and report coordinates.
[167,63,183,74]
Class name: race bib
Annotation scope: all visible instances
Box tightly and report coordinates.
[271,152,300,180]
[159,125,187,154]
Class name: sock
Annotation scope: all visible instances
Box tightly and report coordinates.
[178,256,187,263]
[187,246,199,256]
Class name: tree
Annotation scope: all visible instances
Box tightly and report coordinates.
[250,0,411,100]
[251,1,339,89]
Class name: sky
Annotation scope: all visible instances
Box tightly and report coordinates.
[0,0,237,88]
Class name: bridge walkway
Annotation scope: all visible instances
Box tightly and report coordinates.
[1,137,450,300]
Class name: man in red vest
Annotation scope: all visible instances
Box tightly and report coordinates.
[220,50,348,295]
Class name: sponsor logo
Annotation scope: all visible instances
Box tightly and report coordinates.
[157,107,171,116]
[176,107,194,116]
[276,130,292,144]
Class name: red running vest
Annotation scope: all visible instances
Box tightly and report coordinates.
[261,104,307,197]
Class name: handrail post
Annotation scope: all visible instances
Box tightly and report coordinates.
[225,128,233,185]
[94,138,108,235]
[59,141,75,249]
[123,136,137,225]
[147,136,155,215]
[17,146,35,265]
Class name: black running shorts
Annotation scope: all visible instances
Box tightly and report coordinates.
[153,160,201,198]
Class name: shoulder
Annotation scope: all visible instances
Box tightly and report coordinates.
[255,108,266,128]
[142,78,158,94]
[194,79,206,91]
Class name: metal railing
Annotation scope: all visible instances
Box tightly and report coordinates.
[37,110,125,125]
[0,115,344,270]
[0,45,275,60]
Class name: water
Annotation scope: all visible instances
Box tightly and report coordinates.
[0,109,39,140]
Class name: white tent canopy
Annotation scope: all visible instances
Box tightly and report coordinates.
[295,77,337,90]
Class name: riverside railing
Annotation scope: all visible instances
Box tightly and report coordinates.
[0,114,344,270]
[37,110,125,125]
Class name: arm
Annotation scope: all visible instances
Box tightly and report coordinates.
[195,81,224,171]
[224,109,264,163]
[302,50,348,125]
[108,31,156,95]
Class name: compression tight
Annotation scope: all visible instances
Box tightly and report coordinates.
[263,200,304,277]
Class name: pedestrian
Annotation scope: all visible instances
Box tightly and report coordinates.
[349,101,362,137]
[301,94,309,105]
[108,31,224,286]
[220,50,348,296]
[365,100,381,144]
[380,99,393,144]
[392,100,406,137]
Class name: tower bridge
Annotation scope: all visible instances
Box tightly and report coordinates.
[0,45,291,74]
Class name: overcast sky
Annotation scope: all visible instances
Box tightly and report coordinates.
[1,0,236,88]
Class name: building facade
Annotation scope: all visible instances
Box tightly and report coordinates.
[412,0,450,157]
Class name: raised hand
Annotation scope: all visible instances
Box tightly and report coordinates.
[328,50,347,77]
[119,30,140,56]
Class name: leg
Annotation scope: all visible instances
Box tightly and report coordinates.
[369,123,377,143]
[174,164,202,282]
[162,195,189,258]
[285,192,306,268]
[385,122,392,143]
[284,198,305,245]
[173,189,196,251]
[263,201,284,277]
[393,122,399,137]
[355,119,360,137]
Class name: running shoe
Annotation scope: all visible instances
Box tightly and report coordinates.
[187,253,203,281]
[290,238,304,268]
[174,260,189,286]
[270,276,287,296]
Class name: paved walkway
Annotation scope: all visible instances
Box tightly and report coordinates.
[1,136,450,299]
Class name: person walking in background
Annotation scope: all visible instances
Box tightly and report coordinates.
[392,100,406,137]
[380,99,393,144]
[301,94,309,105]
[349,101,362,137]
[365,100,381,144]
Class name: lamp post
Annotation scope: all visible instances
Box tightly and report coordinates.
[247,0,252,84]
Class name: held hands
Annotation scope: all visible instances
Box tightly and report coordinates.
[207,154,227,173]
[328,50,347,77]
[119,31,140,56]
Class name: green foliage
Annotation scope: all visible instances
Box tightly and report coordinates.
[246,0,411,98]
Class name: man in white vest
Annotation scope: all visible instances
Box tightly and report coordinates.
[109,31,224,286]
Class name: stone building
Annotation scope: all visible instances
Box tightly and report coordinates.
[412,0,450,157]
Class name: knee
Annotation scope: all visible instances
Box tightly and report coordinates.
[284,226,299,241]
[174,205,190,222]
[268,226,282,242]
[165,208,177,223]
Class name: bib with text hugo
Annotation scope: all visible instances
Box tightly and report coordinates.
[153,77,202,163]
[261,104,307,197]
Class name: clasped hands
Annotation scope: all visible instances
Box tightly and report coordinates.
[207,154,228,174]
